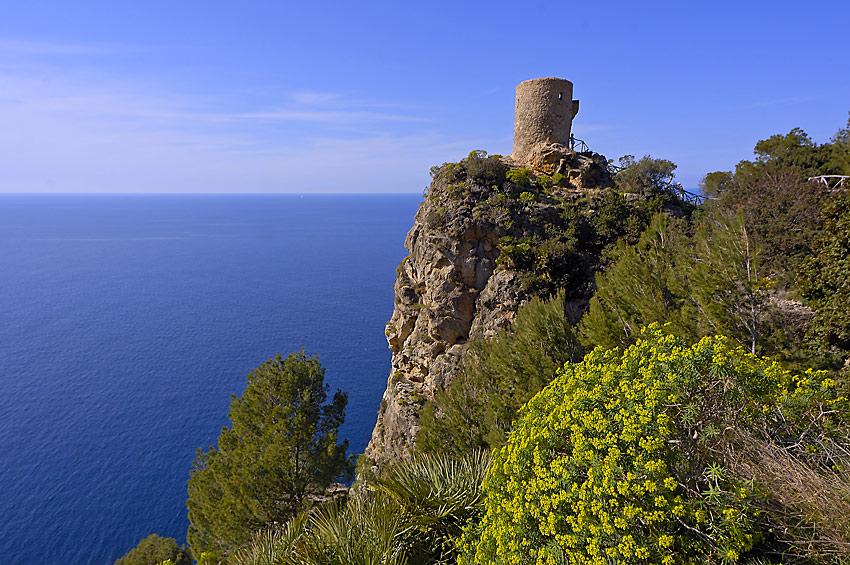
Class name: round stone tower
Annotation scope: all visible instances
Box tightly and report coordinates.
[511,77,580,165]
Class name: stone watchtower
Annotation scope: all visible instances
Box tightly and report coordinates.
[510,77,580,165]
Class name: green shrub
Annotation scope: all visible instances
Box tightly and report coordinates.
[229,514,308,565]
[505,168,532,187]
[537,174,555,189]
[495,236,535,269]
[232,452,490,565]
[579,214,693,351]
[429,161,465,183]
[581,210,785,358]
[707,166,827,282]
[589,191,658,255]
[465,150,506,186]
[519,191,537,206]
[300,494,407,565]
[114,534,191,565]
[187,351,353,559]
[462,326,789,565]
[613,155,680,198]
[376,450,491,564]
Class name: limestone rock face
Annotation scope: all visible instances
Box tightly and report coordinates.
[520,143,610,187]
[363,200,521,467]
[362,153,611,470]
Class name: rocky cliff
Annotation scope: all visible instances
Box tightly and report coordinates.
[362,146,624,470]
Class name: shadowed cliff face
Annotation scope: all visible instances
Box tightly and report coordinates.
[362,149,616,471]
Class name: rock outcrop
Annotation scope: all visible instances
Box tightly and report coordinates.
[513,142,611,187]
[362,149,615,470]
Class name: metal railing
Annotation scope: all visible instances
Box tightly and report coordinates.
[675,186,710,206]
[808,175,848,191]
[569,135,590,153]
[566,136,712,205]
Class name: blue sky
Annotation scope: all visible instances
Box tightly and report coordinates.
[1,0,848,193]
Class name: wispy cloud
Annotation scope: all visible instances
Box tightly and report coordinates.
[0,59,454,192]
[231,109,428,123]
[0,38,102,56]
[289,91,344,105]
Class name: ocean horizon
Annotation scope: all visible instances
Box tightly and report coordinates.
[0,193,420,564]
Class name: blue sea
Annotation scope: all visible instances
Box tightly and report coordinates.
[0,194,420,564]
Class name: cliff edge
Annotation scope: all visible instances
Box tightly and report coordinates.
[361,147,618,470]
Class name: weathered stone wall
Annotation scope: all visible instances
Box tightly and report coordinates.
[511,77,579,165]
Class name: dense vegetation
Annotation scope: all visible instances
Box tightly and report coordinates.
[797,191,850,353]
[224,451,489,565]
[186,351,353,561]
[461,326,849,564]
[115,534,192,565]
[425,149,664,301]
[119,115,850,565]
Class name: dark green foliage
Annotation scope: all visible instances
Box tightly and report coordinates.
[579,214,693,351]
[581,211,782,356]
[687,210,777,355]
[749,128,833,176]
[797,191,850,353]
[424,150,662,300]
[731,125,846,190]
[429,161,465,184]
[695,114,850,302]
[613,154,680,198]
[187,351,353,560]
[826,114,850,175]
[495,236,534,269]
[707,166,827,282]
[699,170,734,197]
[496,223,591,299]
[463,150,506,186]
[115,534,191,565]
[417,291,582,456]
[588,191,659,256]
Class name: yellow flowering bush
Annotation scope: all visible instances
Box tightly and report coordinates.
[459,324,794,565]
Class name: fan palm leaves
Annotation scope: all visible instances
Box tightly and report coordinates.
[302,493,407,565]
[229,512,308,565]
[229,450,490,565]
[375,450,490,564]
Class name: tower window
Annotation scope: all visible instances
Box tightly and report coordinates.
[558,92,563,100]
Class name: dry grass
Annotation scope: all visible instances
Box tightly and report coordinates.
[726,430,850,559]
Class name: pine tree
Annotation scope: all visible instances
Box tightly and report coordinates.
[579,214,693,350]
[686,210,776,355]
[186,351,353,560]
